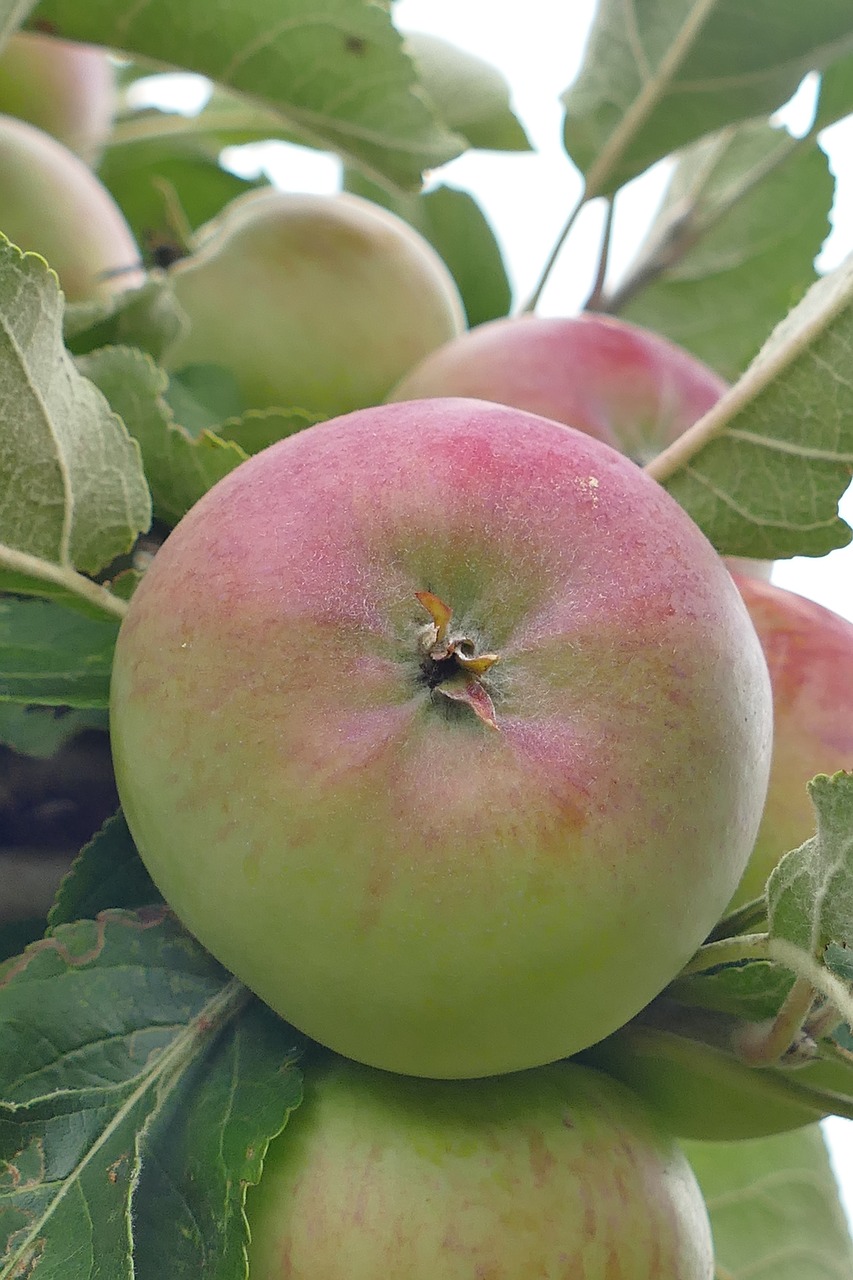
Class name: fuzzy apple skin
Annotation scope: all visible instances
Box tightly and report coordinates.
[110,398,772,1078]
[0,114,143,301]
[246,1057,714,1280]
[726,576,853,909]
[0,33,114,163]
[390,313,726,464]
[163,190,465,417]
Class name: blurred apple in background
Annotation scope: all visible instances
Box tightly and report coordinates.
[727,574,853,909]
[0,113,144,301]
[390,312,726,462]
[163,190,466,418]
[0,32,114,164]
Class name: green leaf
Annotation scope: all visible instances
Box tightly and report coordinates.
[616,124,834,380]
[767,772,853,956]
[817,55,853,128]
[76,346,249,527]
[402,31,530,152]
[48,811,162,928]
[97,134,267,254]
[648,251,853,558]
[64,278,186,363]
[130,1002,304,1280]
[683,1125,853,1277]
[0,910,304,1280]
[0,597,119,707]
[165,364,246,437]
[26,0,463,189]
[0,911,235,1278]
[344,173,512,326]
[218,407,325,455]
[563,0,853,196]
[0,703,106,758]
[0,237,150,613]
[669,960,798,1023]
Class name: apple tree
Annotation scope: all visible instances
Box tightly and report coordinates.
[1,1,853,1276]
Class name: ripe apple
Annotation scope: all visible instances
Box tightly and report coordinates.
[390,312,773,582]
[726,575,853,910]
[581,1023,853,1142]
[389,312,726,464]
[110,398,772,1078]
[162,189,466,417]
[0,114,144,301]
[246,1055,715,1279]
[0,32,114,164]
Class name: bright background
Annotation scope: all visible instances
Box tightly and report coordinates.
[138,0,853,1220]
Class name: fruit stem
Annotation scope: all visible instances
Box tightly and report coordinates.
[0,543,130,619]
[733,975,818,1067]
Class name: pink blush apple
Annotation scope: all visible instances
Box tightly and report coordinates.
[727,575,853,909]
[246,1056,715,1280]
[389,312,727,464]
[0,33,115,164]
[110,398,772,1079]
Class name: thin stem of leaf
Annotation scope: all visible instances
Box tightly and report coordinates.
[583,197,614,311]
[644,248,853,485]
[520,188,588,313]
[679,932,770,976]
[0,544,129,620]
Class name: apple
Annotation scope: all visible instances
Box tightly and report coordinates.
[110,398,772,1079]
[0,32,114,164]
[246,1055,715,1279]
[726,575,853,910]
[389,312,773,582]
[389,312,727,464]
[581,1023,853,1142]
[0,114,144,301]
[162,189,466,418]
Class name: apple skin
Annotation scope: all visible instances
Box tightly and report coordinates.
[162,189,466,417]
[110,398,772,1078]
[0,114,144,301]
[389,312,772,582]
[389,312,726,464]
[246,1056,714,1280]
[581,1023,853,1142]
[0,33,114,164]
[726,575,853,910]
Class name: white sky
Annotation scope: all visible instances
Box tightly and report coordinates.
[141,0,853,1222]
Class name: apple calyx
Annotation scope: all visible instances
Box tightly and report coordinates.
[415,590,500,730]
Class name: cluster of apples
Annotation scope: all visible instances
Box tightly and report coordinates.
[4,32,853,1279]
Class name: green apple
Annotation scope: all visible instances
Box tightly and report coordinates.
[0,113,144,301]
[110,398,772,1078]
[162,189,466,417]
[728,575,853,910]
[0,32,114,164]
[246,1056,714,1279]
